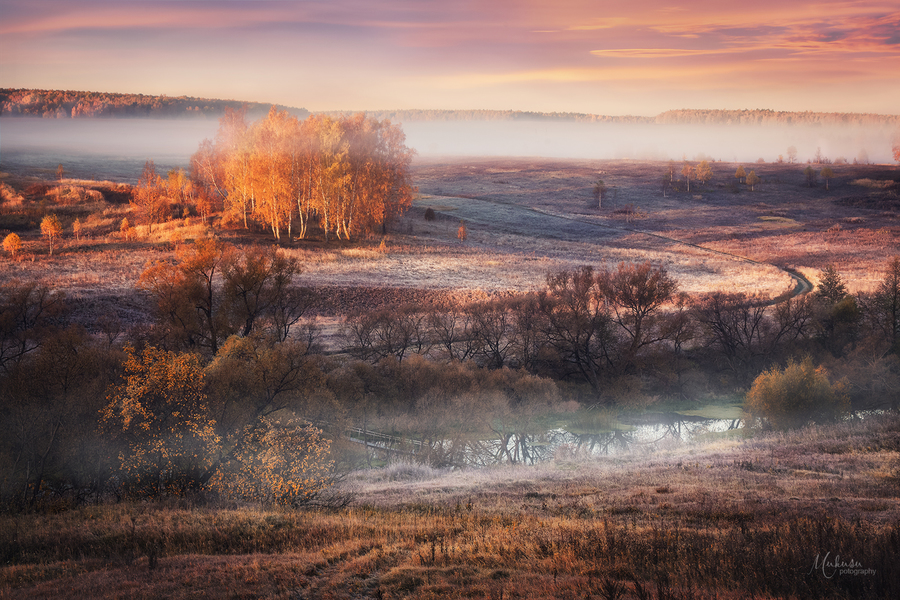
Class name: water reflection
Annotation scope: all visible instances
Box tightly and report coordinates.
[350,413,742,468]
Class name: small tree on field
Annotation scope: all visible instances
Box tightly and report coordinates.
[734,165,746,184]
[681,162,694,192]
[72,218,83,242]
[424,207,436,222]
[786,146,798,164]
[745,170,760,191]
[457,220,467,242]
[695,160,713,187]
[40,214,63,256]
[804,166,817,187]
[120,217,132,240]
[593,179,607,208]
[821,166,834,190]
[3,233,22,259]
[746,356,849,430]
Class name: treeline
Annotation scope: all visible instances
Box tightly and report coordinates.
[335,108,900,127]
[0,88,308,120]
[654,108,900,127]
[342,261,900,401]
[6,89,897,127]
[186,108,415,241]
[347,109,653,124]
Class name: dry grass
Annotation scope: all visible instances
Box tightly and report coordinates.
[2,415,898,599]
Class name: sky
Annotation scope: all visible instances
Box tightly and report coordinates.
[1,0,899,116]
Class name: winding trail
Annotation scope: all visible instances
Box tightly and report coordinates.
[425,194,813,303]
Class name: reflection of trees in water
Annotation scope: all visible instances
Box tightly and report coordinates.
[352,415,741,467]
[548,429,634,456]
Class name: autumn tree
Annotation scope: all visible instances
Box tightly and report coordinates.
[865,256,900,352]
[746,357,848,430]
[734,165,746,184]
[138,238,235,355]
[100,345,219,497]
[249,107,298,240]
[72,218,82,242]
[3,233,21,259]
[821,165,834,190]
[814,266,858,356]
[1,325,116,507]
[202,334,328,488]
[745,170,760,191]
[344,305,430,364]
[694,160,713,187]
[40,214,63,256]
[457,220,468,241]
[131,160,169,233]
[208,415,334,506]
[681,161,694,192]
[191,109,414,241]
[0,281,68,375]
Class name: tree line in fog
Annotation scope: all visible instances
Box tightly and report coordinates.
[4,88,898,129]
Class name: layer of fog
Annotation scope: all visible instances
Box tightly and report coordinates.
[401,120,895,165]
[0,118,219,182]
[0,117,894,183]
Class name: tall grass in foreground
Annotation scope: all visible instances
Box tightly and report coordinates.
[2,415,899,599]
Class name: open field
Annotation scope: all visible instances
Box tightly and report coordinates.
[2,415,898,599]
[3,157,898,320]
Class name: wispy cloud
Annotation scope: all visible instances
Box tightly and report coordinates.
[1,0,898,114]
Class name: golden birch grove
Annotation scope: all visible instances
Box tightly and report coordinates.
[190,108,414,240]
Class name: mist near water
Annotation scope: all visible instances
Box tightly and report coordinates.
[0,117,894,182]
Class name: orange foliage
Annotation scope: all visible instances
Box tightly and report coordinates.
[99,345,219,497]
[193,107,415,241]
[208,416,333,506]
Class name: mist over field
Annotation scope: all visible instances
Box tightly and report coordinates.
[1,116,895,182]
[401,120,895,164]
[0,118,219,181]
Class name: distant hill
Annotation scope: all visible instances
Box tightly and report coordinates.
[0,88,309,120]
[2,89,898,128]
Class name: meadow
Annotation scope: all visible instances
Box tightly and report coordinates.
[1,155,899,598]
[2,416,898,599]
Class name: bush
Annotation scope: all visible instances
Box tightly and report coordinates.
[746,357,849,430]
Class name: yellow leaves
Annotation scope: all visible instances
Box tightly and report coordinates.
[746,356,849,430]
[208,416,334,507]
[100,344,218,497]
[198,109,413,241]
[3,233,22,259]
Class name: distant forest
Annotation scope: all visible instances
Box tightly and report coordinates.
[0,88,309,120]
[2,88,899,127]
